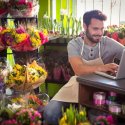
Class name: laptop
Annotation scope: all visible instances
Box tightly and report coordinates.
[95,49,125,79]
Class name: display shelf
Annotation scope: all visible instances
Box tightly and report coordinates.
[82,100,125,119]
[0,16,37,19]
[0,16,38,27]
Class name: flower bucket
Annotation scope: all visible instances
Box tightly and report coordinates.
[12,49,38,65]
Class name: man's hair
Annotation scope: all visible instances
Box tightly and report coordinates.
[83,10,107,26]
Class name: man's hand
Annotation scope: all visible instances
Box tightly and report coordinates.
[69,56,119,76]
[97,63,119,74]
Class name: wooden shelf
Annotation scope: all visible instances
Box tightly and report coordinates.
[81,100,125,119]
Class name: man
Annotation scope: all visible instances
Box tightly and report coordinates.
[43,10,125,125]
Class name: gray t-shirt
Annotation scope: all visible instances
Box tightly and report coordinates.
[67,36,125,64]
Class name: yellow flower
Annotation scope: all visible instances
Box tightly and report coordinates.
[79,111,84,116]
[15,33,27,43]
[1,28,12,34]
[34,31,40,39]
[30,36,41,47]
[59,117,67,125]
[42,29,48,35]
[78,122,91,125]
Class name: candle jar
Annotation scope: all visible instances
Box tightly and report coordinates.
[121,104,125,114]
[109,103,121,115]
[93,92,106,106]
[106,91,117,105]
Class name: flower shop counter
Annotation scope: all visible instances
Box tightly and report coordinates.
[77,74,125,124]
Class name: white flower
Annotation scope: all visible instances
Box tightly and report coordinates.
[60,9,68,15]
[8,103,22,111]
[43,14,49,19]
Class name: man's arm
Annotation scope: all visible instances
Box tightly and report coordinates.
[69,56,118,76]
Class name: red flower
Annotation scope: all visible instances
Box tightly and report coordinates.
[39,32,49,44]
[27,2,33,8]
[111,32,119,41]
[28,94,43,106]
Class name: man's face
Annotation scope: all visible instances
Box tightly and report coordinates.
[85,18,104,43]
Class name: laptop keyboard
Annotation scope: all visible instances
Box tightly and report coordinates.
[106,71,116,76]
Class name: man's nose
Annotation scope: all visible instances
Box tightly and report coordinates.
[98,30,103,35]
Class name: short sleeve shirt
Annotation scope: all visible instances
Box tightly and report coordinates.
[67,36,125,64]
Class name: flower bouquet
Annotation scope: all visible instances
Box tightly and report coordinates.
[15,108,41,125]
[8,93,44,111]
[0,26,49,51]
[0,26,6,51]
[6,60,47,91]
[0,0,8,17]
[0,107,42,125]
[9,0,39,17]
[0,25,48,64]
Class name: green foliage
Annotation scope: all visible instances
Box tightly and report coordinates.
[118,26,125,39]
[39,11,82,37]
[0,108,14,121]
[59,104,89,125]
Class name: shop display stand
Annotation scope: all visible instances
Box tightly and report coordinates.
[0,16,40,93]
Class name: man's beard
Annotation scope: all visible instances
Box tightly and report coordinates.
[86,30,102,43]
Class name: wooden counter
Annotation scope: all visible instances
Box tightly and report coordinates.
[77,73,125,120]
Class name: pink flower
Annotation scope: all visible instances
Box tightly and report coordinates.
[96,115,106,121]
[15,108,42,125]
[1,119,18,125]
[16,26,26,34]
[107,115,115,125]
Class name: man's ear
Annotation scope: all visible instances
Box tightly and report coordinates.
[83,23,87,31]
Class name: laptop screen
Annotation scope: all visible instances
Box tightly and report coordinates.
[116,49,125,79]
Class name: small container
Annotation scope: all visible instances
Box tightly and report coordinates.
[109,91,117,97]
[109,103,121,114]
[93,92,106,106]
